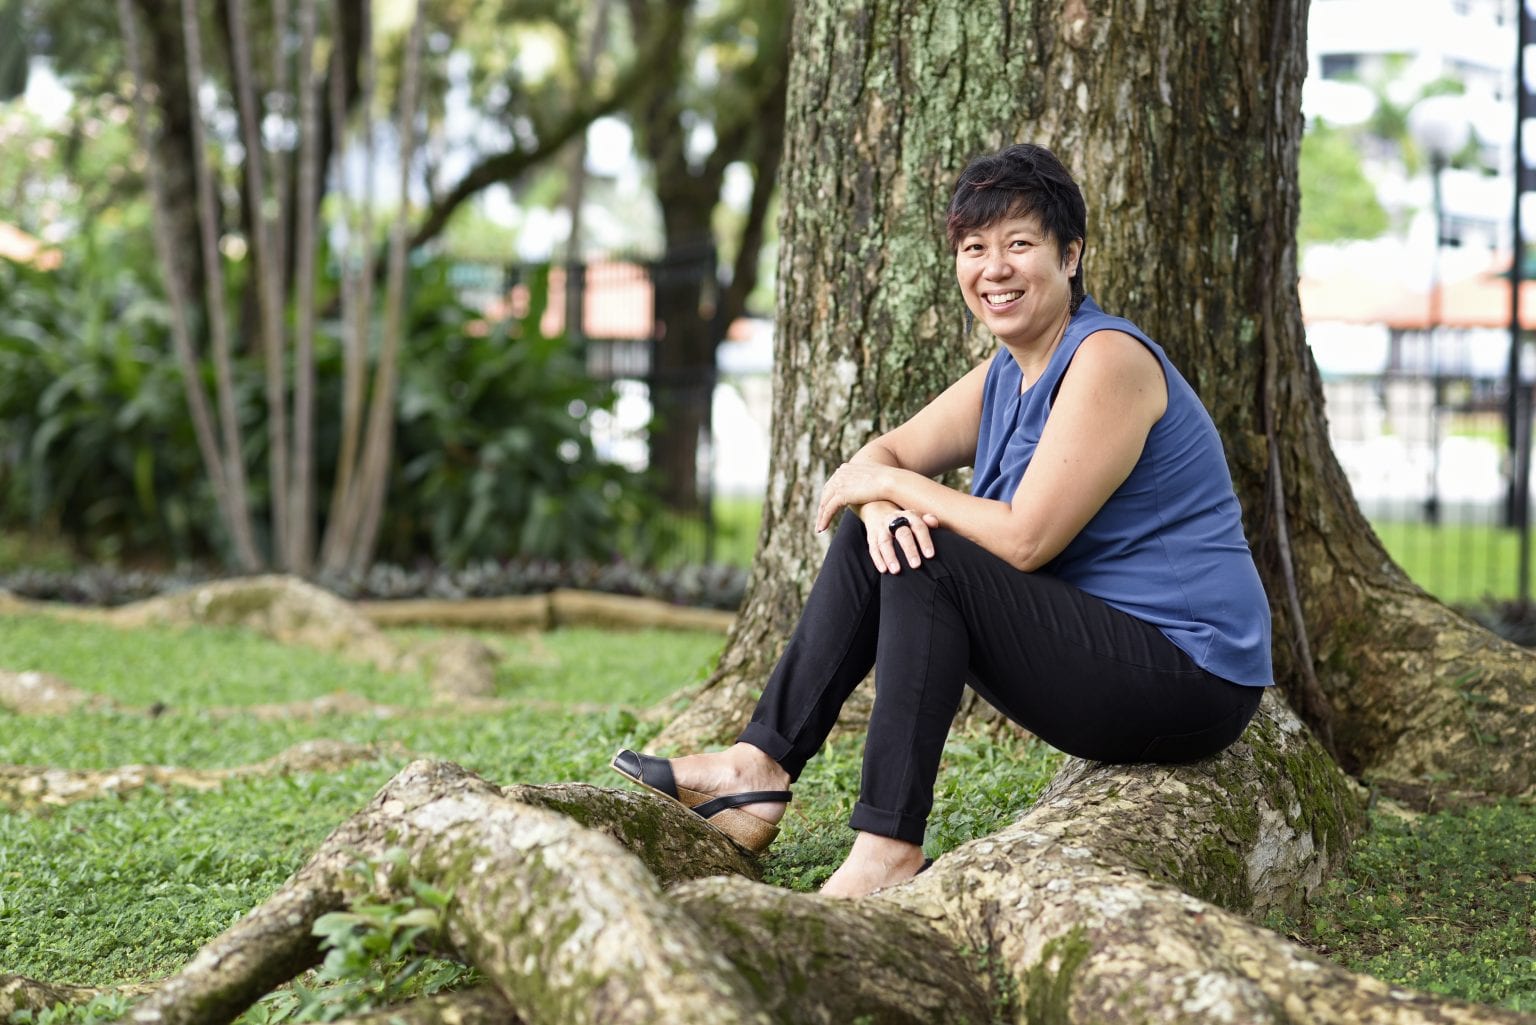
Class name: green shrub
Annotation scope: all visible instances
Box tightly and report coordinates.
[0,239,213,562]
[0,245,658,567]
[378,261,659,565]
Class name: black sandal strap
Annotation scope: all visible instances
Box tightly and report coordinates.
[612,749,678,799]
[692,790,793,820]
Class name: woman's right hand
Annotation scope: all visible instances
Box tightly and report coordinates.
[859,501,939,574]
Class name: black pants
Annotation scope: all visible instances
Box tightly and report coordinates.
[737,513,1264,844]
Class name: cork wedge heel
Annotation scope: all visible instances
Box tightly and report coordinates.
[610,748,791,855]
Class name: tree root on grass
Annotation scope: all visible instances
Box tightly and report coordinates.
[1,693,1510,1025]
[0,739,397,811]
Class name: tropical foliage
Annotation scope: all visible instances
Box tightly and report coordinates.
[0,244,652,567]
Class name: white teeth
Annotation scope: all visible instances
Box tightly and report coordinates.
[986,291,1021,305]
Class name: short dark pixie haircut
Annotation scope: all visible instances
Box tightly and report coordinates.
[946,143,1087,313]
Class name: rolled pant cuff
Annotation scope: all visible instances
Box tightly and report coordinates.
[737,722,803,779]
[849,801,927,845]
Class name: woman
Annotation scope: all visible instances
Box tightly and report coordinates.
[613,143,1274,899]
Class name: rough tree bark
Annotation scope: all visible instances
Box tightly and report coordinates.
[655,0,1536,808]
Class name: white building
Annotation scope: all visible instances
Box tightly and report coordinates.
[1304,0,1520,256]
[1302,2,1532,529]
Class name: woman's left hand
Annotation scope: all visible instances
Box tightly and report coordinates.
[816,462,895,533]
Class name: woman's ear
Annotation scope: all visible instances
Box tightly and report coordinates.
[1064,238,1083,276]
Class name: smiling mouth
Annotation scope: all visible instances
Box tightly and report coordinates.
[984,290,1022,307]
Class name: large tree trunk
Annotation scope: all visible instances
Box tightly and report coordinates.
[656,0,1536,806]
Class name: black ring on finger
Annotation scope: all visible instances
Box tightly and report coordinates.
[887,515,911,533]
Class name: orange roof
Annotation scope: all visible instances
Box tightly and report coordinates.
[486,260,761,342]
[0,222,61,270]
[1299,266,1536,330]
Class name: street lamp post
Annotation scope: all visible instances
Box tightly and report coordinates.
[1512,0,1534,605]
[1408,95,1473,528]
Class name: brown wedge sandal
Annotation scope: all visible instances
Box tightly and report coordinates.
[610,748,791,855]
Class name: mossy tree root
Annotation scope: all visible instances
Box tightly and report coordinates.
[316,988,521,1025]
[91,699,1532,1025]
[106,764,982,1025]
[0,740,391,812]
[884,694,1533,1024]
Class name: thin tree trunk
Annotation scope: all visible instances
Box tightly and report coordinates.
[227,0,292,569]
[648,229,717,513]
[341,2,424,573]
[117,0,261,571]
[319,0,375,574]
[288,0,322,573]
[561,0,609,336]
[268,0,293,345]
[128,0,204,318]
[178,0,263,571]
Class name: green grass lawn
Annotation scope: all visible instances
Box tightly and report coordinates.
[1,610,1533,1018]
[633,495,764,569]
[1271,800,1536,1012]
[1373,520,1536,607]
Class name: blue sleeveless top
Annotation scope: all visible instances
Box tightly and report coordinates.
[971,296,1273,686]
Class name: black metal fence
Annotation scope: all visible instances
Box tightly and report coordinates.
[510,255,734,566]
[484,262,1536,593]
[1321,366,1534,606]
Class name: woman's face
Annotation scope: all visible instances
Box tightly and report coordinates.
[954,211,1081,348]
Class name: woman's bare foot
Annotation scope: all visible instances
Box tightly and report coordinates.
[669,743,792,824]
[819,832,928,898]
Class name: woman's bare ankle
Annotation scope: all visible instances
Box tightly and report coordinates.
[669,745,790,824]
[725,742,791,791]
[820,832,927,899]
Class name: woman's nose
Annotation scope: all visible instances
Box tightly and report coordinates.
[982,254,1011,279]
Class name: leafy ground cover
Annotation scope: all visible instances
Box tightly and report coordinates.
[1,611,1532,1018]
[1270,800,1536,1012]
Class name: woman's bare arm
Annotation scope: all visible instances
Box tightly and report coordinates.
[816,331,1166,571]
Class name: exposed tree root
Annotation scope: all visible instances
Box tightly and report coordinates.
[213,692,635,721]
[671,875,994,1024]
[399,636,502,700]
[0,740,394,811]
[110,763,766,1025]
[0,669,116,715]
[1,684,633,726]
[2,577,505,703]
[0,975,153,1020]
[356,589,735,634]
[93,576,400,667]
[220,691,412,721]
[320,988,520,1025]
[1311,584,1536,804]
[71,694,1531,1025]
